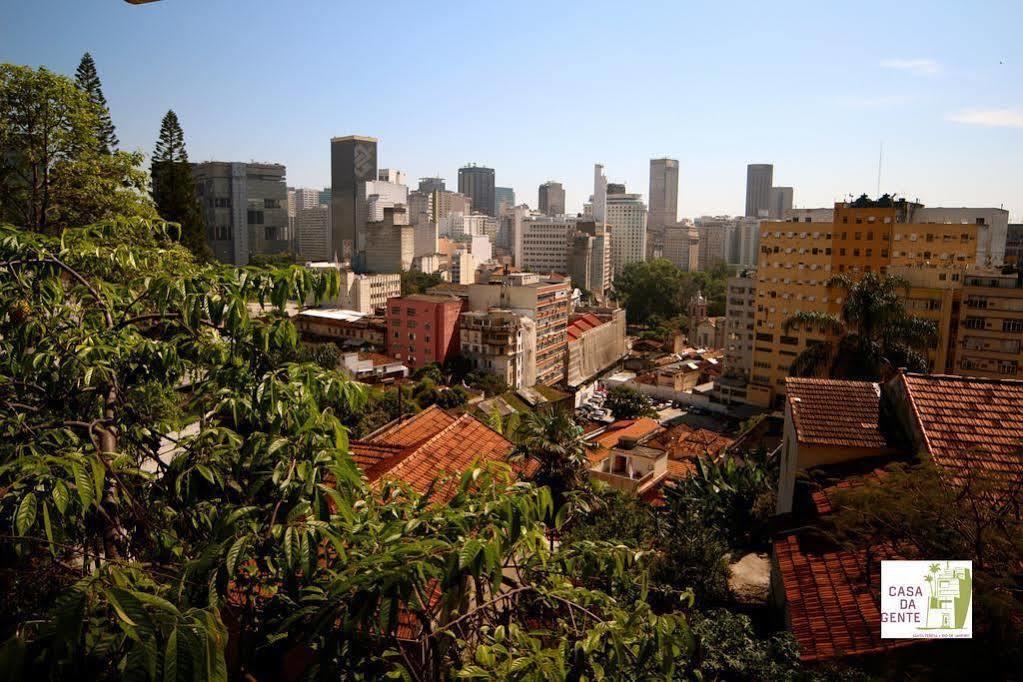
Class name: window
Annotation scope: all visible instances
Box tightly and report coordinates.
[1003,319,1023,333]
[247,210,264,224]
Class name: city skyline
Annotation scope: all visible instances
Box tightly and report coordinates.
[4,1,1023,219]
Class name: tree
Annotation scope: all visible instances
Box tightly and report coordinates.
[400,269,443,295]
[613,258,690,325]
[151,110,211,260]
[783,272,936,381]
[0,64,155,232]
[510,406,590,510]
[605,385,656,420]
[74,53,118,154]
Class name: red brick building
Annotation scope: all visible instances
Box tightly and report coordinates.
[385,294,466,370]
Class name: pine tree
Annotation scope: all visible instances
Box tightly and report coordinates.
[74,53,118,154]
[151,110,211,260]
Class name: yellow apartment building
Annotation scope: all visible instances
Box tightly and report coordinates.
[955,269,1023,378]
[748,200,985,407]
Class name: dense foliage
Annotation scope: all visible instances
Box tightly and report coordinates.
[783,272,936,380]
[151,110,211,261]
[605,385,657,420]
[613,259,730,326]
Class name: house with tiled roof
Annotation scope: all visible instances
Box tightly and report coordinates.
[772,371,1023,664]
[349,405,534,503]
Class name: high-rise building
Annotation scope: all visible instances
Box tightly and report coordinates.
[292,187,321,212]
[467,273,570,386]
[745,163,773,218]
[330,135,378,261]
[769,186,793,219]
[723,270,757,381]
[495,186,515,216]
[296,205,330,262]
[663,223,700,271]
[647,158,679,256]
[747,199,1008,407]
[304,264,401,314]
[955,268,1023,378]
[318,187,331,206]
[591,164,608,225]
[193,161,289,266]
[458,164,496,217]
[606,192,647,275]
[538,181,566,216]
[363,207,415,274]
[418,177,446,193]
[521,216,573,274]
[385,294,466,370]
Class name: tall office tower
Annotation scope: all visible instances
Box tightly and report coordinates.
[495,186,515,216]
[407,191,433,227]
[292,187,322,211]
[769,186,793,219]
[418,177,446,193]
[330,135,378,261]
[744,163,773,218]
[296,205,330,262]
[733,217,761,266]
[663,223,700,271]
[432,189,471,223]
[458,164,496,217]
[606,192,647,275]
[503,205,529,266]
[592,164,608,225]
[193,162,289,266]
[357,173,408,250]
[318,187,331,206]
[647,158,679,256]
[693,216,729,270]
[538,181,566,216]
[363,207,415,274]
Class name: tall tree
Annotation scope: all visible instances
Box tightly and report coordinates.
[151,110,211,260]
[783,272,936,380]
[74,53,118,154]
[510,406,590,510]
[0,64,155,232]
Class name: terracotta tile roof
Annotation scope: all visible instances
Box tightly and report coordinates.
[666,459,697,479]
[899,373,1023,491]
[365,413,528,502]
[586,418,662,450]
[369,405,457,448]
[348,441,408,469]
[774,534,918,662]
[647,423,733,459]
[810,468,889,516]
[785,378,889,450]
[567,313,604,340]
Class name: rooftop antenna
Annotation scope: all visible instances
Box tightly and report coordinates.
[876,141,883,198]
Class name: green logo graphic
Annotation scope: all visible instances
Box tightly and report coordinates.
[919,561,972,631]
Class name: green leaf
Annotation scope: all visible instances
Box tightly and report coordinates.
[41,501,55,556]
[52,481,70,514]
[15,493,37,536]
[73,461,95,509]
[164,628,178,682]
[226,535,249,576]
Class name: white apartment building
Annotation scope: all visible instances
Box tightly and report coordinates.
[304,264,401,315]
[460,310,537,389]
[606,193,647,275]
[521,216,573,274]
[663,222,699,271]
[296,205,330,262]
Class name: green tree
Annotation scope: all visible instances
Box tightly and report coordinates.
[783,272,936,380]
[74,53,118,154]
[605,385,656,420]
[151,110,211,260]
[510,406,590,510]
[613,258,690,324]
[400,269,443,295]
[0,64,155,232]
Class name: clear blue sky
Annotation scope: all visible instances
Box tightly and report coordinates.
[4,0,1023,220]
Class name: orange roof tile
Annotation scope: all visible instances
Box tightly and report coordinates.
[899,373,1023,491]
[647,423,733,458]
[348,441,408,469]
[810,468,889,516]
[369,404,457,448]
[774,535,918,662]
[786,378,889,450]
[587,418,662,450]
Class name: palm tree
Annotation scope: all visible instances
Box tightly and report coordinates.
[783,272,937,381]
[508,406,590,510]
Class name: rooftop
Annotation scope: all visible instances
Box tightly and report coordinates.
[786,378,889,451]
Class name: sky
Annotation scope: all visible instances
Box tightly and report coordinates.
[4,0,1023,220]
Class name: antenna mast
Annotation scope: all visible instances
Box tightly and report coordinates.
[876,141,883,197]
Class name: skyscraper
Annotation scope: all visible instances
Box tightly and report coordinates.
[418,177,446,193]
[592,164,607,225]
[769,186,794,219]
[606,192,647,275]
[330,135,378,261]
[495,186,515,215]
[647,158,679,255]
[458,164,496,217]
[538,181,566,216]
[744,163,773,218]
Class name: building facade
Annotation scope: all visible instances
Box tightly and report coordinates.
[663,223,700,271]
[520,216,572,274]
[606,192,647,275]
[494,186,515,216]
[363,207,415,274]
[296,205,330,262]
[956,268,1023,378]
[745,163,773,218]
[384,294,466,370]
[458,164,496,217]
[193,161,289,266]
[769,186,794,220]
[330,135,377,262]
[538,181,566,216]
[460,310,537,388]
[565,308,627,388]
[647,158,679,256]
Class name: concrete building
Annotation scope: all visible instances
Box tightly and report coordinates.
[317,188,331,206]
[723,271,757,379]
[363,207,415,274]
[294,308,387,349]
[330,135,377,262]
[955,268,1023,378]
[1005,224,1023,265]
[417,177,446,193]
[647,158,679,257]
[694,216,728,270]
[458,164,496,217]
[450,250,475,284]
[193,161,289,266]
[520,216,573,274]
[412,221,438,259]
[304,264,401,315]
[538,181,565,216]
[769,186,794,220]
[565,308,627,389]
[467,274,571,386]
[356,171,409,262]
[591,164,608,225]
[731,216,761,266]
[694,317,726,349]
[460,309,537,388]
[572,219,612,301]
[745,163,773,218]
[663,223,700,271]
[384,294,466,370]
[296,205,330,262]
[495,186,515,216]
[747,199,1002,407]
[607,192,647,275]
